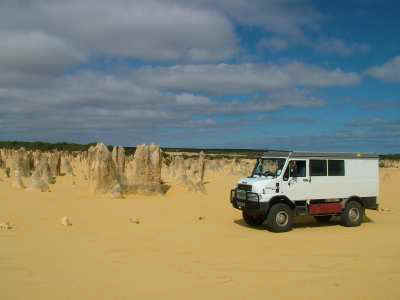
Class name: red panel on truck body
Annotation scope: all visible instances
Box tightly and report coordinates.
[309,203,343,215]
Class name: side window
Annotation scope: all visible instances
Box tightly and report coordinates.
[284,160,307,178]
[328,160,345,176]
[310,159,327,176]
[291,160,306,177]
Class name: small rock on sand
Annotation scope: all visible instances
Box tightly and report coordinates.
[379,207,391,212]
[129,218,140,224]
[61,216,72,226]
[0,222,14,230]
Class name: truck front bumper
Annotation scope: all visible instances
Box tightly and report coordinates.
[230,189,270,216]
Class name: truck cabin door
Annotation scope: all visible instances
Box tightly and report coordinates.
[281,159,310,201]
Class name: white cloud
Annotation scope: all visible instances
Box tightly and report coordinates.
[197,0,322,38]
[0,0,373,147]
[0,31,85,74]
[285,63,361,87]
[0,30,86,88]
[0,0,364,72]
[134,62,360,95]
[0,0,325,65]
[175,94,211,106]
[0,0,237,63]
[184,118,217,128]
[314,38,370,56]
[0,71,324,137]
[258,35,370,56]
[366,56,400,82]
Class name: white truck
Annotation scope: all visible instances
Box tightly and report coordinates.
[230,151,379,232]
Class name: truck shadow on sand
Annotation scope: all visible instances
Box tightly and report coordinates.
[234,215,374,231]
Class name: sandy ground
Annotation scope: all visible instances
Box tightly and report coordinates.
[1,169,399,300]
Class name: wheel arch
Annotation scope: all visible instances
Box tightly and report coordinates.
[346,195,364,207]
[269,195,295,210]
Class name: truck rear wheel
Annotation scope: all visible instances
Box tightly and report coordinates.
[314,215,332,223]
[242,211,265,227]
[341,201,364,227]
[267,203,293,232]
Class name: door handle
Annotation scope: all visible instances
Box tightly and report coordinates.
[303,178,309,182]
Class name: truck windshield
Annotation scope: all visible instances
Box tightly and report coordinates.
[252,158,286,178]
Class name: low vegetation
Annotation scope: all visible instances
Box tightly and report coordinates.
[0,140,399,162]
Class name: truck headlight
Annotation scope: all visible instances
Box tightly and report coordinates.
[246,192,259,202]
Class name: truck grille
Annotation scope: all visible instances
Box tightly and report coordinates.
[237,184,252,191]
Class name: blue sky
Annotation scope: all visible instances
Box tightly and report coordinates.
[0,0,399,153]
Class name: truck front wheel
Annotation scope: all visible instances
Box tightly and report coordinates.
[267,203,293,232]
[242,211,265,227]
[341,201,364,227]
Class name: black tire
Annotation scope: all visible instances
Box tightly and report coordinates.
[314,215,333,223]
[341,201,364,227]
[267,203,294,232]
[242,211,265,227]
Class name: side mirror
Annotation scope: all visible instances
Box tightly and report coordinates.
[283,169,289,181]
[289,165,297,178]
